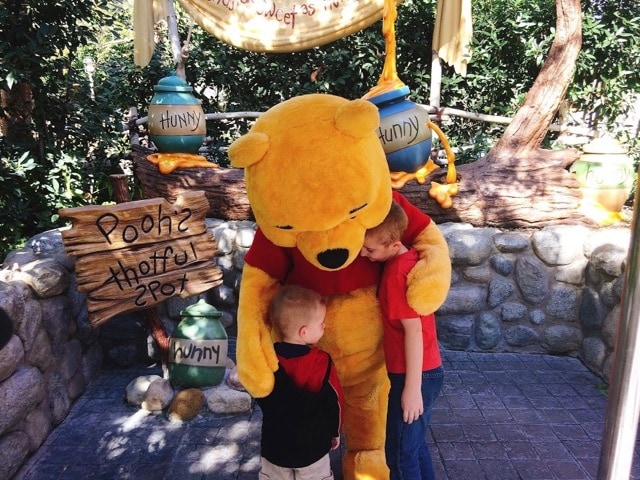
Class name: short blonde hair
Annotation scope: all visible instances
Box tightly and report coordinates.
[365,201,408,246]
[269,285,324,338]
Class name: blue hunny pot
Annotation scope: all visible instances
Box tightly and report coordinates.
[368,85,432,173]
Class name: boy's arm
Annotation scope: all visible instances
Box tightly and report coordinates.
[400,318,424,425]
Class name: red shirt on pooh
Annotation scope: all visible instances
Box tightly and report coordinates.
[244,192,431,296]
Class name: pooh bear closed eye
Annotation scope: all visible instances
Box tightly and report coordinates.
[229,93,451,480]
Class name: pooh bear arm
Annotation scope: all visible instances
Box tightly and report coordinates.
[235,264,282,398]
[406,221,452,315]
[394,191,431,243]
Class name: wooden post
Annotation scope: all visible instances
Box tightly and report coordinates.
[109,174,130,204]
[166,0,185,79]
[429,51,442,108]
[108,174,172,376]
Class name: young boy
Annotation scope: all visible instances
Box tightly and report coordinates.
[256,284,344,480]
[360,201,444,480]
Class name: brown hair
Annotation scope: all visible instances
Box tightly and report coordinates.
[365,201,408,246]
[269,285,325,338]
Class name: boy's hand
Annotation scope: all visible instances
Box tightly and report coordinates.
[401,387,424,424]
[331,436,340,450]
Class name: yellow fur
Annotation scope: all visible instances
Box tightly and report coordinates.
[228,94,450,480]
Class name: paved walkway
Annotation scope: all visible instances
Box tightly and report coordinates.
[13,350,640,480]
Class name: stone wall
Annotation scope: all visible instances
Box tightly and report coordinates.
[0,219,631,478]
[0,230,102,480]
[203,220,630,383]
[435,222,629,381]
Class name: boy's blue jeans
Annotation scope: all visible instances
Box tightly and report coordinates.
[385,366,444,480]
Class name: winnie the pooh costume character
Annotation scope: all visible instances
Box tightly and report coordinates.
[228,94,451,480]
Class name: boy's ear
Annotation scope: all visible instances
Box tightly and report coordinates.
[298,325,308,338]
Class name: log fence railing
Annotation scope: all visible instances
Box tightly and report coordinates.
[127,104,597,153]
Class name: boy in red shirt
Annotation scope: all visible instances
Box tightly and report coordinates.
[256,285,344,479]
[360,201,445,480]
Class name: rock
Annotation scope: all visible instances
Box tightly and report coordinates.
[24,408,52,451]
[446,229,496,266]
[25,228,74,269]
[436,315,473,350]
[475,312,501,350]
[2,248,37,270]
[141,378,174,412]
[515,256,549,304]
[547,285,581,321]
[543,325,582,354]
[226,366,246,391]
[206,385,252,414]
[501,302,528,322]
[487,278,516,308]
[0,431,30,480]
[48,372,71,425]
[582,336,606,370]
[0,366,45,436]
[532,226,587,266]
[125,375,163,407]
[19,259,70,298]
[504,325,539,347]
[0,335,24,382]
[168,388,205,422]
[493,232,530,253]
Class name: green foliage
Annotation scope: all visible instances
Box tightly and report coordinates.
[569,0,640,161]
[0,148,92,249]
[0,0,130,258]
[1,0,638,260]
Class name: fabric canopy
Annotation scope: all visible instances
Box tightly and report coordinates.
[134,0,472,75]
[134,0,169,69]
[176,0,385,53]
[432,0,472,75]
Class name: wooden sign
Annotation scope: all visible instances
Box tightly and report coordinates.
[59,191,222,326]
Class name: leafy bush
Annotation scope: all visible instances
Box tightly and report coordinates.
[0,0,126,258]
[1,0,638,260]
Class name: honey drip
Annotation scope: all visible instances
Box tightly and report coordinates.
[363,0,459,210]
[362,0,406,99]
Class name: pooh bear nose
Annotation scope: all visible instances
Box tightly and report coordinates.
[317,248,350,270]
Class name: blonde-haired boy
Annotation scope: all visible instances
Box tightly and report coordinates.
[257,284,344,479]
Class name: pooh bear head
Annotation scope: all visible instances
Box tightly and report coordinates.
[229,94,392,271]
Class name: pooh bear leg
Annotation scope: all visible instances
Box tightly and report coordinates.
[341,363,390,480]
[321,288,390,480]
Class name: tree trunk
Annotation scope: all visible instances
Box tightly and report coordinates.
[132,0,594,228]
[0,82,34,140]
[403,0,594,228]
[132,146,254,221]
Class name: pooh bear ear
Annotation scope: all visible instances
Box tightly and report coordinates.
[228,132,270,168]
[335,99,380,138]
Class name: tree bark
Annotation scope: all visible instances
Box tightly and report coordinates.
[0,82,34,140]
[132,145,254,221]
[405,0,594,228]
[132,0,594,228]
